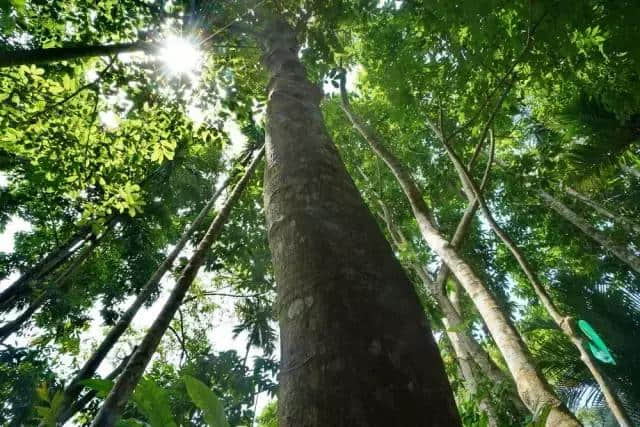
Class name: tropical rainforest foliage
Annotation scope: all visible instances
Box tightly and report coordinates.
[1,0,639,426]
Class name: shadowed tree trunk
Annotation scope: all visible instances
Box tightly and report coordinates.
[0,42,153,68]
[565,186,640,235]
[91,146,264,427]
[57,347,136,425]
[339,80,579,425]
[376,198,526,419]
[0,232,103,341]
[259,17,460,427]
[541,190,640,275]
[0,215,119,312]
[56,155,246,421]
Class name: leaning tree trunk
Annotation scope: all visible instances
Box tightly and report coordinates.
[57,158,243,422]
[91,147,264,427]
[0,232,102,341]
[339,84,578,425]
[258,18,460,426]
[540,190,640,275]
[0,225,90,310]
[565,186,640,235]
[0,215,118,312]
[0,42,153,68]
[377,199,527,419]
[439,140,632,426]
[57,347,136,425]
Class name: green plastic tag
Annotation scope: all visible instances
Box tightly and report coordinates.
[578,320,616,365]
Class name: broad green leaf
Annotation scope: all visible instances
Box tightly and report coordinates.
[132,378,177,427]
[183,375,230,427]
[80,378,114,398]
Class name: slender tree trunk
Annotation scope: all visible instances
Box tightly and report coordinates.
[57,347,136,425]
[0,42,153,68]
[565,186,640,235]
[91,147,264,427]
[540,191,640,275]
[378,200,526,418]
[339,86,578,425]
[0,226,90,310]
[259,18,460,426]
[0,233,101,341]
[443,327,499,427]
[0,215,118,311]
[438,138,632,426]
[57,162,241,422]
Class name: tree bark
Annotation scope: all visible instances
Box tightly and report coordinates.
[90,146,264,427]
[259,18,460,427]
[57,159,242,422]
[0,42,153,68]
[438,138,631,426]
[540,190,640,275]
[339,84,578,425]
[377,200,527,418]
[565,186,640,235]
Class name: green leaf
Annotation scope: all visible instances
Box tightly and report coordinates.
[115,419,146,427]
[132,378,177,427]
[183,375,230,427]
[80,378,114,398]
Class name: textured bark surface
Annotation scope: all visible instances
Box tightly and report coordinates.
[541,190,640,274]
[91,148,263,427]
[261,19,460,427]
[340,78,578,425]
[58,169,237,421]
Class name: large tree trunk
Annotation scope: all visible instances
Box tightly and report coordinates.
[439,140,632,426]
[565,186,640,235]
[260,18,460,427]
[91,146,264,427]
[0,42,152,68]
[377,199,527,419]
[339,84,578,425]
[57,160,241,421]
[540,190,640,275]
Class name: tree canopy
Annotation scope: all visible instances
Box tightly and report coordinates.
[1,0,639,426]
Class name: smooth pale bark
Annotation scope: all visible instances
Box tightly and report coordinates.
[541,190,640,275]
[377,204,499,423]
[439,142,631,426]
[91,147,264,427]
[565,186,640,235]
[340,87,578,425]
[0,233,101,341]
[378,201,526,419]
[260,18,459,426]
[56,161,242,422]
[0,42,153,68]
